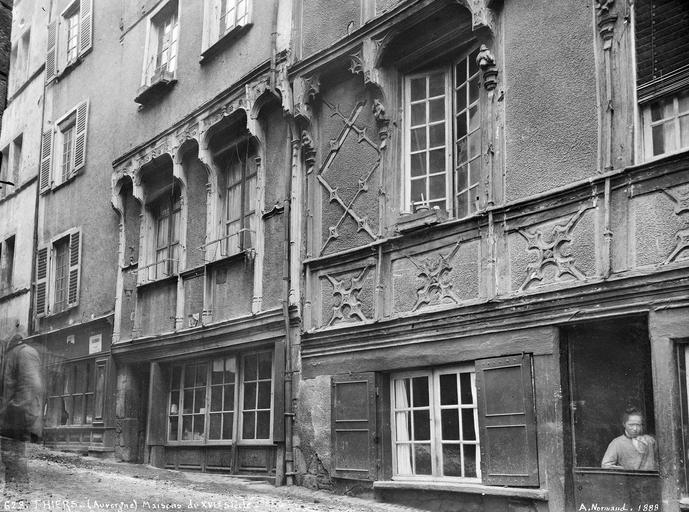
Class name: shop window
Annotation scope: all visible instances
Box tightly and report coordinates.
[203,0,251,53]
[40,100,89,193]
[404,47,482,217]
[143,1,179,87]
[45,359,104,427]
[167,352,272,444]
[636,0,689,160]
[46,0,93,82]
[35,229,82,317]
[222,138,257,256]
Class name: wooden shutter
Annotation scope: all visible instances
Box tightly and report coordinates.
[331,372,377,480]
[72,100,89,174]
[67,230,81,307]
[46,20,58,83]
[79,0,93,56]
[635,0,689,86]
[35,246,49,317]
[475,354,539,487]
[272,340,285,442]
[39,129,53,193]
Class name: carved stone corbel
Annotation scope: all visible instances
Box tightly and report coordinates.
[293,75,320,124]
[348,38,383,89]
[301,130,317,173]
[372,99,390,149]
[455,0,497,32]
[476,44,498,91]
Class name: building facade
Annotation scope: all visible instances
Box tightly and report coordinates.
[0,0,688,511]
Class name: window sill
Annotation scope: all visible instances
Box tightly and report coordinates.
[55,55,84,81]
[395,207,449,234]
[42,304,78,320]
[199,23,252,64]
[373,481,548,501]
[135,71,177,106]
[49,171,80,193]
[207,248,254,267]
[136,273,178,290]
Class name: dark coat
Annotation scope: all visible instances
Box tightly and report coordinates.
[1,337,43,439]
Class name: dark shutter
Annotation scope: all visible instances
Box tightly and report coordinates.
[475,354,539,487]
[331,372,377,480]
[636,0,689,86]
[79,0,93,56]
[73,100,89,173]
[272,340,285,441]
[67,231,81,307]
[46,21,58,83]
[34,246,49,317]
[39,130,52,193]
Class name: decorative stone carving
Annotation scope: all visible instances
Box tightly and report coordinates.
[518,206,590,291]
[595,0,614,17]
[301,130,317,172]
[455,0,497,31]
[323,267,370,326]
[662,188,689,216]
[476,44,498,91]
[662,187,689,264]
[318,99,380,254]
[293,75,320,123]
[348,39,383,89]
[372,99,390,148]
[407,242,462,311]
[666,229,689,264]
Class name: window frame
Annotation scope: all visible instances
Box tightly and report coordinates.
[221,138,257,257]
[35,227,82,318]
[402,47,484,220]
[141,0,180,87]
[147,185,182,281]
[46,0,93,83]
[44,358,105,427]
[165,351,274,446]
[202,0,252,55]
[640,89,689,161]
[390,364,481,483]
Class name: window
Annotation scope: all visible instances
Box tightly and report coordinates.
[222,138,257,256]
[203,0,251,52]
[143,1,179,87]
[46,0,93,83]
[150,186,181,280]
[0,135,23,199]
[1,236,15,292]
[0,146,8,199]
[12,135,22,187]
[34,229,81,317]
[40,101,89,193]
[391,367,479,480]
[405,47,482,218]
[10,30,30,93]
[636,0,689,160]
[45,359,105,426]
[167,352,272,443]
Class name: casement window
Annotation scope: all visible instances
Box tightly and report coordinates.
[40,101,89,193]
[391,367,480,480]
[143,1,179,86]
[404,47,482,218]
[203,0,251,52]
[150,186,181,280]
[636,0,689,160]
[34,229,82,317]
[0,235,11,291]
[45,0,93,83]
[167,352,273,444]
[45,359,106,427]
[331,355,539,485]
[1,135,23,199]
[222,138,257,256]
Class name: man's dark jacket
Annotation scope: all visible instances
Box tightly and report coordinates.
[1,335,43,439]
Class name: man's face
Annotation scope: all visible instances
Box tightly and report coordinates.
[624,414,644,438]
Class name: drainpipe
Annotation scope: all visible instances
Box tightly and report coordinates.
[269,0,280,91]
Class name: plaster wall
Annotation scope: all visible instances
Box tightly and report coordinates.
[0,181,37,294]
[300,0,361,58]
[502,0,598,200]
[0,289,30,339]
[7,0,48,97]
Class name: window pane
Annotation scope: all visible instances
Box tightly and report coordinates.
[428,73,445,97]
[460,373,473,404]
[650,100,664,122]
[243,382,257,409]
[412,377,429,407]
[455,60,467,86]
[223,384,235,410]
[194,388,206,413]
[469,105,480,131]
[212,359,224,385]
[193,415,205,440]
[470,159,481,187]
[440,374,458,405]
[441,410,460,440]
[244,354,257,380]
[258,353,272,379]
[468,131,481,159]
[170,390,180,414]
[183,390,193,414]
[469,47,480,76]
[429,174,446,201]
[462,409,476,441]
[456,191,468,219]
[209,413,221,439]
[411,103,426,126]
[455,163,468,193]
[169,416,178,441]
[652,124,665,156]
[257,381,272,409]
[456,85,467,112]
[196,364,208,386]
[679,90,689,114]
[182,416,193,440]
[85,394,94,424]
[414,444,432,475]
[428,149,445,174]
[394,379,411,409]
[442,444,462,477]
[410,178,426,204]
[222,412,233,439]
[464,444,478,478]
[413,410,431,440]
[256,411,271,439]
[72,395,83,425]
[469,76,480,103]
[225,357,236,381]
[410,128,426,151]
[429,123,445,148]
[410,78,426,101]
[429,99,444,123]
[242,411,255,439]
[411,153,426,177]
[184,365,195,388]
[396,443,413,475]
[456,138,467,164]
[680,114,689,149]
[211,387,222,411]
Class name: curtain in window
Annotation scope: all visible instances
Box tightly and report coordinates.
[394,379,413,475]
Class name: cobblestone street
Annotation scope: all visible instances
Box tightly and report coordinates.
[0,447,419,512]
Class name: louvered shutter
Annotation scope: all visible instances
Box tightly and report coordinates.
[79,0,93,56]
[72,100,88,174]
[39,129,53,193]
[635,0,689,87]
[35,247,49,317]
[46,21,58,83]
[67,231,81,307]
[475,354,539,487]
[331,372,378,480]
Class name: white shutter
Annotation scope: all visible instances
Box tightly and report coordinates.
[67,230,81,307]
[39,129,53,193]
[35,246,49,317]
[72,100,89,174]
[46,21,58,83]
[79,0,93,55]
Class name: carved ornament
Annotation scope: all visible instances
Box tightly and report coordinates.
[476,44,498,91]
[293,75,320,123]
[407,242,462,311]
[662,187,689,264]
[455,0,497,31]
[372,99,390,148]
[301,130,317,172]
[323,267,370,326]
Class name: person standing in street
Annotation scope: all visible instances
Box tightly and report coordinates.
[0,333,43,492]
